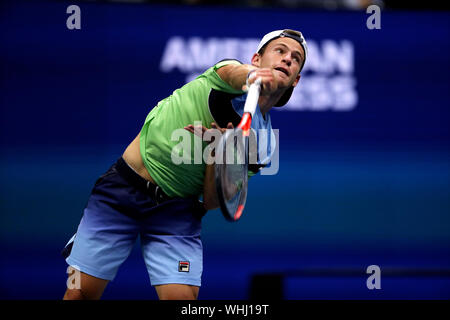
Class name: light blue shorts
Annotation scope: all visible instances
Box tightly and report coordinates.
[62,158,205,286]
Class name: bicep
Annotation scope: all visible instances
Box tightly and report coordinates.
[215,64,236,88]
[215,63,254,92]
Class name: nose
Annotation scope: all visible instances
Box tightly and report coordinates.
[282,53,292,66]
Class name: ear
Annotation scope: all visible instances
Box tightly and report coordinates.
[251,53,261,67]
[291,73,301,88]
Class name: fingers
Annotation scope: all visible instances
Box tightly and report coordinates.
[183,125,194,134]
[183,124,196,134]
[244,68,277,95]
[184,122,235,137]
[211,122,233,134]
[183,124,206,137]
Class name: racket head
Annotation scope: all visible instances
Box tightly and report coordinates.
[215,128,249,222]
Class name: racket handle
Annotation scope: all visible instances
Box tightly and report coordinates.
[243,77,261,116]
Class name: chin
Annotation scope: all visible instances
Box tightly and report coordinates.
[275,75,288,85]
[279,79,292,89]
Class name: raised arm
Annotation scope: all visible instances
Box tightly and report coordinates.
[216,62,279,99]
[216,63,256,92]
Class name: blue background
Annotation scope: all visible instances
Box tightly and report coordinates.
[1,0,449,299]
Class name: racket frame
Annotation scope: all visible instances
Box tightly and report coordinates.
[215,78,261,221]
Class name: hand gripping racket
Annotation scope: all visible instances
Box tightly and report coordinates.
[215,78,262,222]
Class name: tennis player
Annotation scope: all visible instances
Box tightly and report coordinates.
[62,29,307,300]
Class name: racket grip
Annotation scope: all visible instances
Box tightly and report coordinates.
[243,77,261,116]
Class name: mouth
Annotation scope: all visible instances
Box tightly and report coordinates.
[274,66,289,77]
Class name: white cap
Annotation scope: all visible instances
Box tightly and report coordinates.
[255,29,308,107]
[256,29,308,71]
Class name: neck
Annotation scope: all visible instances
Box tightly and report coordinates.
[258,91,284,116]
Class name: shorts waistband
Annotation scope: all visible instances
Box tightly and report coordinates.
[115,157,173,204]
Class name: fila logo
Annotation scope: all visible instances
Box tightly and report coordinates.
[178,261,190,272]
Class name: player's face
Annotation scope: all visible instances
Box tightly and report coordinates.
[255,37,304,88]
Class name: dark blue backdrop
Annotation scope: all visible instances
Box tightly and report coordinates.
[1,0,449,299]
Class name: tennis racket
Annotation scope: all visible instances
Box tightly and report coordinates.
[215,78,262,222]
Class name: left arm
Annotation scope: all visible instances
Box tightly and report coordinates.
[184,122,233,211]
[203,162,220,210]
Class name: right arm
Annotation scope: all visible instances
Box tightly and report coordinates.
[216,64,256,92]
[216,63,278,95]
